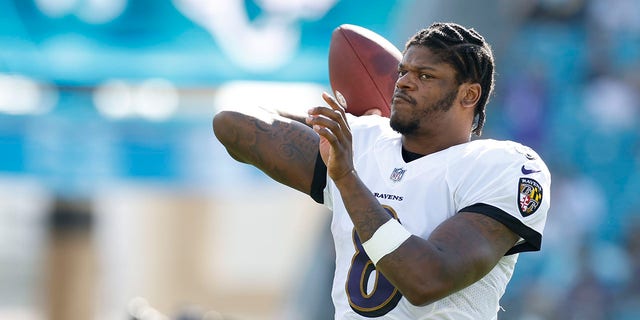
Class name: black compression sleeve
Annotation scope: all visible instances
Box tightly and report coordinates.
[309,151,327,204]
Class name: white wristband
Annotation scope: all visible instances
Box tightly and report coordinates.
[362,219,412,266]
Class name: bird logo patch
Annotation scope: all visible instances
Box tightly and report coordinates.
[518,178,543,217]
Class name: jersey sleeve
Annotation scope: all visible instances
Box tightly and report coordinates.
[449,141,551,254]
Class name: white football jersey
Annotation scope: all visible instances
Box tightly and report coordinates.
[322,115,551,320]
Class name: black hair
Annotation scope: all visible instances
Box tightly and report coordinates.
[405,22,495,136]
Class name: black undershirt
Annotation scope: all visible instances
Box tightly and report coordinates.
[309,152,326,204]
[401,147,426,163]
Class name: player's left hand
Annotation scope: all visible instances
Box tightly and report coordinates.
[306,91,355,182]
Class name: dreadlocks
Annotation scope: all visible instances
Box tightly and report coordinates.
[405,22,495,136]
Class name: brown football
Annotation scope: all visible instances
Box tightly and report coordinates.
[328,24,402,117]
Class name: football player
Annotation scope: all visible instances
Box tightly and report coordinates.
[213,22,550,319]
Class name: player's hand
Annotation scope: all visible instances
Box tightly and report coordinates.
[306,92,354,183]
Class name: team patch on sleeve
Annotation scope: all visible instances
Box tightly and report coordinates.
[518,178,543,217]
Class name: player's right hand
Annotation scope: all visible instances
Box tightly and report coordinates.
[306,92,355,183]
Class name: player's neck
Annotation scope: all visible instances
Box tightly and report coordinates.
[401,111,474,156]
[401,130,471,156]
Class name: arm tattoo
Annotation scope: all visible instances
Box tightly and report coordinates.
[243,118,319,190]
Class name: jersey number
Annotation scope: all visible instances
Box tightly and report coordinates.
[345,206,403,317]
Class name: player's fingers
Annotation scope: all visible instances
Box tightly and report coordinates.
[312,124,339,149]
[322,93,350,126]
[307,114,347,142]
[321,92,347,122]
[313,124,351,165]
[323,91,346,112]
[306,106,350,139]
[307,107,344,127]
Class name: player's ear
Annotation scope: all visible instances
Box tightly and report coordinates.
[459,83,481,110]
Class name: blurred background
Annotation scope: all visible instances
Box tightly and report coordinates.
[0,0,639,319]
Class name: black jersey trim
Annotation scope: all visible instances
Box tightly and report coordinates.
[310,151,327,204]
[459,203,542,255]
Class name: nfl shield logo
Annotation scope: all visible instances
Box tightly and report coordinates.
[390,168,406,182]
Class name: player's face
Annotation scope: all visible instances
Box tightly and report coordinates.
[390,45,460,136]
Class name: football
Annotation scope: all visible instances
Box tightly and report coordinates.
[328,24,402,117]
